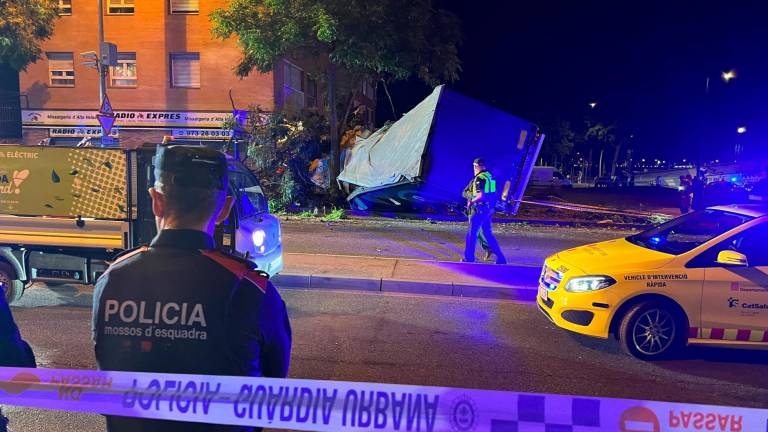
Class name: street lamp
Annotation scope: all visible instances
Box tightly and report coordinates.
[588,101,597,109]
[721,70,737,83]
[700,68,737,170]
[735,126,747,161]
[705,68,736,93]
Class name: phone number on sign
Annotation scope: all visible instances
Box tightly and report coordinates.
[173,129,233,138]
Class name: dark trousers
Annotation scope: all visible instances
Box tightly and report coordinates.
[464,204,506,264]
[0,408,7,432]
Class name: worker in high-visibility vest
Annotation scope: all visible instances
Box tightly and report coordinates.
[462,176,491,260]
[463,158,507,264]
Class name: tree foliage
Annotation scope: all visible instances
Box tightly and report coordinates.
[584,123,617,147]
[211,0,462,194]
[540,120,577,166]
[540,117,631,178]
[210,0,462,85]
[0,0,58,71]
[240,109,327,211]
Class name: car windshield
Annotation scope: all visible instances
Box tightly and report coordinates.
[228,162,268,216]
[627,209,753,255]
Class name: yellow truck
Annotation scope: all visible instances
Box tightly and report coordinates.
[538,204,768,360]
[0,145,283,304]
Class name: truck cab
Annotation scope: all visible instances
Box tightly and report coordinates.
[0,145,282,304]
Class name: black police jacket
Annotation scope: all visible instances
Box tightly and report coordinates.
[0,294,35,368]
[92,229,292,432]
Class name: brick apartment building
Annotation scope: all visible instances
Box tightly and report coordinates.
[12,0,375,147]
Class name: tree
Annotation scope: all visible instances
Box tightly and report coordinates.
[584,122,622,177]
[541,120,576,168]
[210,0,462,193]
[0,0,58,71]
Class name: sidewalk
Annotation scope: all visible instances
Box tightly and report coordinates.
[272,253,542,302]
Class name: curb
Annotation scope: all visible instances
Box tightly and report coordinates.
[271,273,537,302]
[279,214,647,231]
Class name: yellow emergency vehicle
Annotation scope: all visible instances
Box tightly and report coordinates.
[538,204,768,360]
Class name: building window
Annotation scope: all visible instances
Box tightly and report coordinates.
[47,52,75,87]
[170,0,199,14]
[58,0,72,15]
[108,0,134,15]
[110,52,137,88]
[283,61,305,110]
[170,53,200,88]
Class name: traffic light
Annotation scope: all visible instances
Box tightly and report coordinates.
[100,42,117,67]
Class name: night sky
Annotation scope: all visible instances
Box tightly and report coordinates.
[380,1,768,163]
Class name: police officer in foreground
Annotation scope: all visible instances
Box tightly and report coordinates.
[463,158,507,264]
[0,290,35,368]
[1,285,36,432]
[92,145,292,432]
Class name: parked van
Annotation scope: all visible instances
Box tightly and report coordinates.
[528,166,573,188]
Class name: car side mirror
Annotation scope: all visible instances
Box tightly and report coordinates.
[716,250,748,267]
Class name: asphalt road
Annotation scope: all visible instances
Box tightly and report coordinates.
[3,286,767,431]
[281,218,632,264]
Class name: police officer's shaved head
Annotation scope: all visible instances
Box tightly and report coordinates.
[473,158,486,175]
[151,145,231,229]
[154,145,228,190]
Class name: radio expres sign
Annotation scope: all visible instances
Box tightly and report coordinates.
[49,127,120,138]
[23,110,232,129]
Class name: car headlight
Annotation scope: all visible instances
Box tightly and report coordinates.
[252,229,266,247]
[565,276,616,292]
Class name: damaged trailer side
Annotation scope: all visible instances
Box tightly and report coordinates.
[339,85,543,213]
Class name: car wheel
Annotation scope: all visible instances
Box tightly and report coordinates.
[0,264,23,305]
[618,301,684,360]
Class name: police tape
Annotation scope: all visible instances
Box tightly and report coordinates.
[0,366,765,432]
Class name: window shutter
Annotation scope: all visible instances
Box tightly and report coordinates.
[171,0,199,13]
[49,59,73,70]
[171,54,200,88]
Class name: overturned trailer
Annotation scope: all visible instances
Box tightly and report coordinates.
[339,86,543,213]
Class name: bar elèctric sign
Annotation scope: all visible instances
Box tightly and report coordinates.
[0,367,764,431]
[0,146,128,219]
[23,110,232,129]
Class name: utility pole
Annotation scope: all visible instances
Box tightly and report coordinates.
[97,0,106,104]
[80,0,116,146]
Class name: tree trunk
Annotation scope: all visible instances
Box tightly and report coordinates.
[381,79,396,118]
[610,142,622,177]
[339,90,355,138]
[598,149,604,178]
[328,61,340,195]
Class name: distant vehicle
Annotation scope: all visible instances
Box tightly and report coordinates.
[702,181,750,207]
[529,166,573,188]
[0,144,283,304]
[538,204,768,360]
[594,174,631,188]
